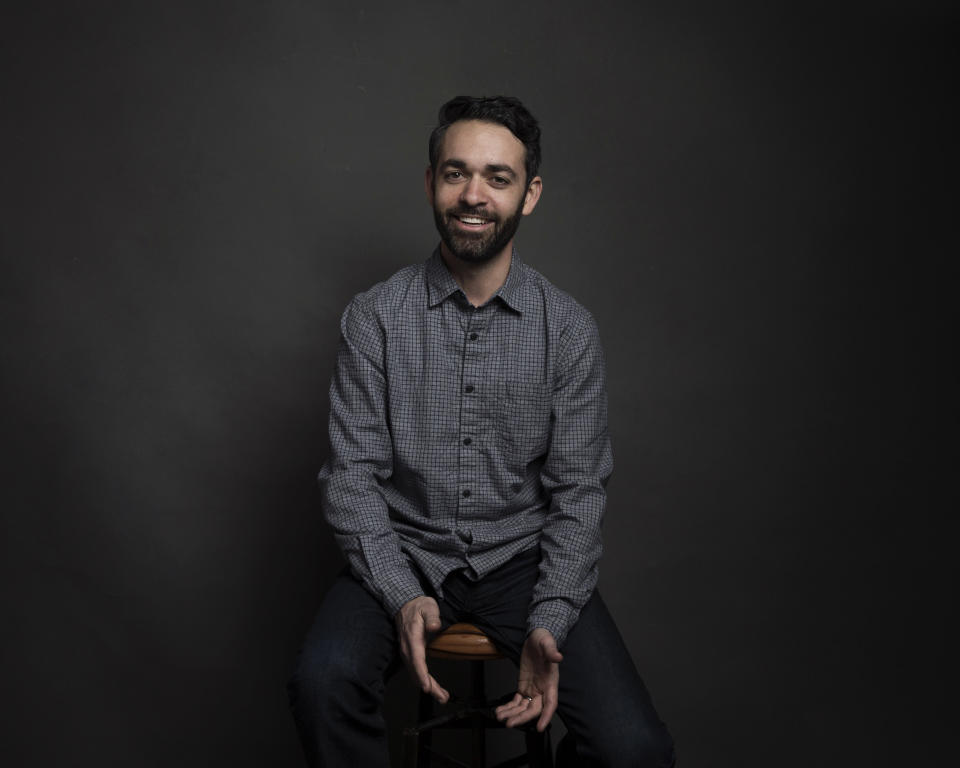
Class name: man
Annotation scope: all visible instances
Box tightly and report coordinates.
[289,96,675,767]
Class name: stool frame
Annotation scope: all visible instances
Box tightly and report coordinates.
[401,623,553,768]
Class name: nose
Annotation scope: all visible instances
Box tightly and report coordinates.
[459,175,487,208]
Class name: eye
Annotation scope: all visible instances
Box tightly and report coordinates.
[491,176,510,186]
[445,170,464,181]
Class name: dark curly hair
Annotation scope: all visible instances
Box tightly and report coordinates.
[428,95,542,184]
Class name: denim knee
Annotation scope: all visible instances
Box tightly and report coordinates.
[294,640,387,713]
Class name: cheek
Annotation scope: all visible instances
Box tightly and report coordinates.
[434,187,457,210]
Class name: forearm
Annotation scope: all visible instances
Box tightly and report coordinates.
[526,480,606,646]
[321,463,425,616]
[319,296,424,616]
[526,307,612,647]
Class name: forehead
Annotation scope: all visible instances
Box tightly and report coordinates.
[436,119,526,170]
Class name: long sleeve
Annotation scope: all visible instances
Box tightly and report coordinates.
[527,310,613,647]
[318,297,425,616]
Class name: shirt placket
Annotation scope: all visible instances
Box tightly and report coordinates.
[455,302,488,551]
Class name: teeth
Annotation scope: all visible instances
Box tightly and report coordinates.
[459,216,487,225]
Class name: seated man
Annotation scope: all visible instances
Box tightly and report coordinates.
[289,95,675,767]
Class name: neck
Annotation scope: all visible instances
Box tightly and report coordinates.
[439,242,513,307]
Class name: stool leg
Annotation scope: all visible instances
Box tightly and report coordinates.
[417,690,434,768]
[470,661,485,768]
[402,728,419,768]
[526,726,553,768]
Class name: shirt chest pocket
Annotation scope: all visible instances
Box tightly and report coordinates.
[495,380,553,466]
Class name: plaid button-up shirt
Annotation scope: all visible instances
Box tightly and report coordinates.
[318,248,613,645]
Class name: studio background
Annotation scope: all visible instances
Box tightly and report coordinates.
[2,2,953,766]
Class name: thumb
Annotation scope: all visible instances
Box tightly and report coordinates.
[539,635,563,663]
[422,608,441,632]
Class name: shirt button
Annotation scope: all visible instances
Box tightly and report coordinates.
[469,332,478,340]
[463,437,472,445]
[456,528,473,544]
[462,489,471,498]
[464,385,474,393]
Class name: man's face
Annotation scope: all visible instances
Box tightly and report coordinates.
[427,120,541,264]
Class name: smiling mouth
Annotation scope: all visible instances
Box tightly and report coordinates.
[455,215,491,226]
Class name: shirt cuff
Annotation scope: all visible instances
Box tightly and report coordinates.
[527,599,580,649]
[380,573,427,618]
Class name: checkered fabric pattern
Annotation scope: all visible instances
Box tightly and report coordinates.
[318,248,613,646]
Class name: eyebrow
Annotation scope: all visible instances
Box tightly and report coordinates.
[442,159,519,179]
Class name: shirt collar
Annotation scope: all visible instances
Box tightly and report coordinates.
[426,246,530,314]
[426,247,462,307]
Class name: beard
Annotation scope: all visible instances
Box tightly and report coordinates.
[432,198,525,264]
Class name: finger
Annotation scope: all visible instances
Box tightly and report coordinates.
[413,655,449,704]
[494,693,525,720]
[537,686,558,732]
[502,692,540,727]
[425,674,450,704]
[502,692,525,708]
[495,698,531,721]
[495,692,536,720]
[403,616,425,656]
[505,699,541,728]
[408,642,433,693]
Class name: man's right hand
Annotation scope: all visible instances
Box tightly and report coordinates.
[395,596,449,704]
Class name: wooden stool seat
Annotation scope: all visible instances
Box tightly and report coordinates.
[428,623,504,660]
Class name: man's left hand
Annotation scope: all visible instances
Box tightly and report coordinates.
[494,628,563,731]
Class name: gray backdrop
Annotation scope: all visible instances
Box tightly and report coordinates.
[2,1,954,766]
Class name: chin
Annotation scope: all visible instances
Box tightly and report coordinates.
[451,244,499,263]
[441,230,499,264]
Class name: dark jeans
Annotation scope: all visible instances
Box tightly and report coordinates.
[288,548,675,767]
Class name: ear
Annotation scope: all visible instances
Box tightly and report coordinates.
[425,166,435,206]
[521,176,543,216]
